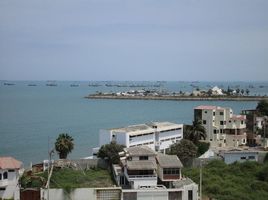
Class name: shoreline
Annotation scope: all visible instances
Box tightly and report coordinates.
[85,94,268,101]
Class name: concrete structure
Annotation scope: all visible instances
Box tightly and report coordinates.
[93,122,183,156]
[113,146,198,200]
[194,105,247,147]
[41,187,122,200]
[0,157,22,200]
[221,150,259,164]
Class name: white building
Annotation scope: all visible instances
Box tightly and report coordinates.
[221,149,259,164]
[194,105,247,147]
[113,146,198,200]
[93,122,183,156]
[211,86,224,96]
[0,157,22,200]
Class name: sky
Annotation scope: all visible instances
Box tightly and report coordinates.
[0,0,268,81]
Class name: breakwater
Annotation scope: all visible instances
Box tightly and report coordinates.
[85,94,268,101]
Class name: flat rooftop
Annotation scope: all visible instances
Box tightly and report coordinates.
[108,121,182,136]
[194,105,225,110]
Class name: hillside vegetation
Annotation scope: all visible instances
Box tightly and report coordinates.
[183,160,268,200]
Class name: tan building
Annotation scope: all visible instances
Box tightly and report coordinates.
[194,105,247,147]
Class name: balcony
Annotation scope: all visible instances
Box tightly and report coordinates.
[127,174,157,179]
[0,179,8,187]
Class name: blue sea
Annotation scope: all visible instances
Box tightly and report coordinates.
[1,81,267,166]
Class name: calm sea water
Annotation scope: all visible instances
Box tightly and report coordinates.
[0,81,267,166]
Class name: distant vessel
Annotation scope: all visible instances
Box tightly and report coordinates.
[46,81,57,87]
[28,84,37,86]
[70,83,79,87]
[3,82,15,86]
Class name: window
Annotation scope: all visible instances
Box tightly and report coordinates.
[0,173,1,180]
[240,157,246,160]
[220,129,223,133]
[213,112,215,116]
[8,169,15,172]
[163,168,180,175]
[229,120,231,123]
[188,190,193,200]
[0,188,6,191]
[241,121,244,125]
[220,121,224,125]
[220,112,224,115]
[248,156,255,160]
[3,172,8,179]
[204,111,207,114]
[203,120,206,125]
[214,130,217,134]
[139,156,148,160]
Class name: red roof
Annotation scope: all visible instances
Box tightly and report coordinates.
[0,157,22,169]
[194,105,224,110]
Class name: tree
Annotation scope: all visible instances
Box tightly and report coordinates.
[184,120,207,144]
[236,88,240,95]
[241,89,245,96]
[256,100,268,116]
[55,133,74,159]
[246,88,250,96]
[97,142,125,164]
[168,139,197,166]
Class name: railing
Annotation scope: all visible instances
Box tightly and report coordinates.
[127,174,157,179]
[0,179,8,187]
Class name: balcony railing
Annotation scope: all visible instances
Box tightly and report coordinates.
[0,180,8,187]
[127,174,157,179]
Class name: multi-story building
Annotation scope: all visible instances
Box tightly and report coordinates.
[194,105,247,147]
[113,146,198,200]
[93,122,183,156]
[0,157,22,200]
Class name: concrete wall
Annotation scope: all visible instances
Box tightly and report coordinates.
[41,188,121,200]
[99,129,111,146]
[116,132,128,147]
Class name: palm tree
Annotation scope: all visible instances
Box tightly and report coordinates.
[184,120,206,144]
[55,133,74,159]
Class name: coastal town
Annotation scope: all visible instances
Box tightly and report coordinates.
[1,100,268,200]
[1,0,268,199]
[86,85,268,101]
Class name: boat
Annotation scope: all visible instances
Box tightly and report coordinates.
[3,82,15,86]
[70,84,79,87]
[46,82,57,87]
[28,84,37,86]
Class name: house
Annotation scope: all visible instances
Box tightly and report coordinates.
[211,86,224,96]
[194,105,247,147]
[93,122,183,157]
[221,149,259,164]
[113,146,198,200]
[0,157,22,200]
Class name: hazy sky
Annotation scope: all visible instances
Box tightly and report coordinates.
[0,0,268,81]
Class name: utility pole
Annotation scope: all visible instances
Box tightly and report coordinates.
[200,159,202,200]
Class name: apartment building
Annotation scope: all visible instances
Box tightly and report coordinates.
[93,122,183,156]
[194,105,247,147]
[113,146,198,200]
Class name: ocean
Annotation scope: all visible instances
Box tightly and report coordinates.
[0,81,267,166]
